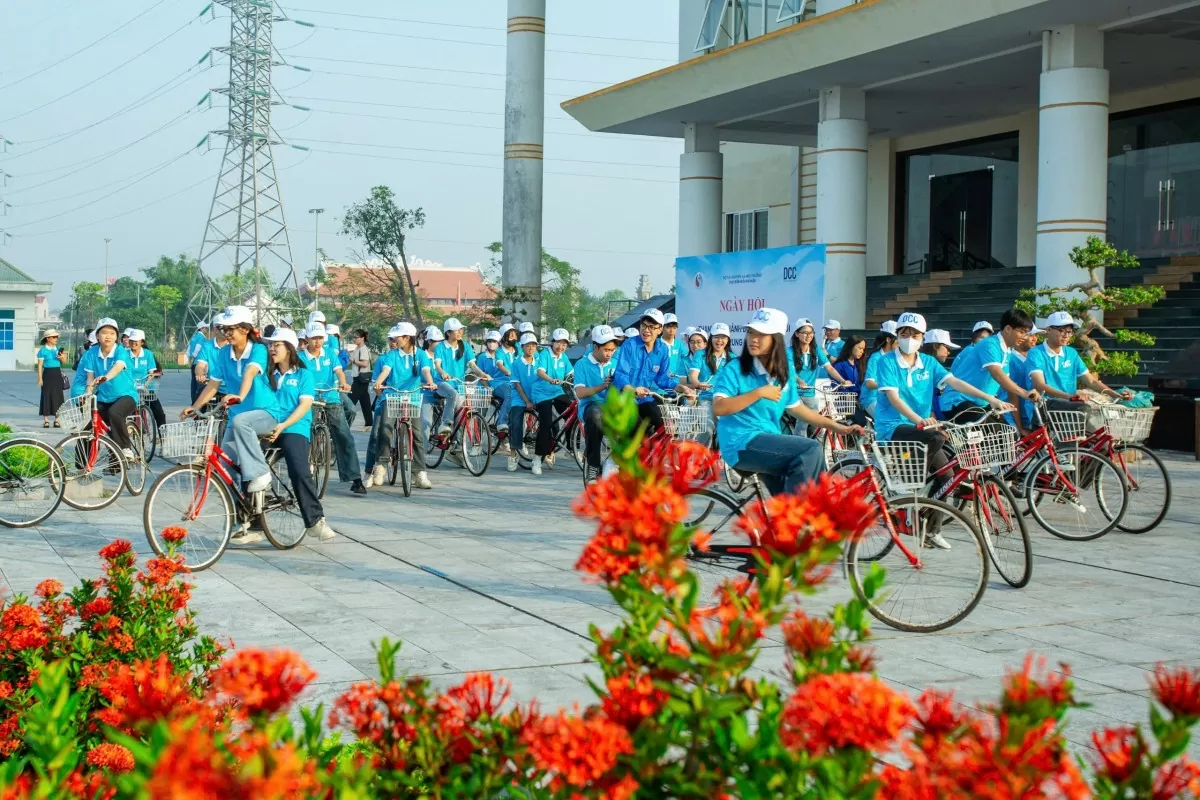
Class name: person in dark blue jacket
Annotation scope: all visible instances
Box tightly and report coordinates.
[611,309,694,433]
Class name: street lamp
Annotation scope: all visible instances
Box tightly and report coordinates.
[104,238,112,296]
[309,208,324,311]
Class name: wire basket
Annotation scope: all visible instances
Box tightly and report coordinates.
[663,402,713,440]
[137,385,157,405]
[946,423,1017,472]
[1099,404,1156,444]
[56,395,94,433]
[158,418,217,460]
[871,440,929,495]
[384,391,423,422]
[830,391,859,420]
[1048,410,1087,442]
[465,383,494,414]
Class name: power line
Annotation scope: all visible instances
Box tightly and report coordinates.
[290,54,629,85]
[12,174,212,238]
[289,136,676,170]
[306,66,576,98]
[13,150,194,207]
[289,94,583,125]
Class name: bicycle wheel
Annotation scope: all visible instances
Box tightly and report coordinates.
[55,433,125,511]
[567,422,586,471]
[310,427,330,499]
[518,410,539,470]
[387,421,401,486]
[397,422,412,497]
[143,464,233,571]
[123,425,148,497]
[1110,444,1171,534]
[1024,449,1127,541]
[846,496,989,633]
[683,487,758,608]
[261,452,305,550]
[139,407,158,463]
[974,473,1032,589]
[461,412,491,476]
[830,457,895,562]
[0,439,66,527]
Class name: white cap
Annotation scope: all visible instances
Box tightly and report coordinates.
[1045,311,1076,328]
[280,314,294,326]
[95,317,120,334]
[663,313,678,325]
[794,317,815,331]
[442,317,464,333]
[518,321,535,334]
[880,320,898,335]
[613,327,626,338]
[683,326,697,338]
[927,329,960,349]
[498,323,516,337]
[746,308,788,336]
[263,327,299,349]
[388,322,417,339]
[308,310,326,324]
[197,320,210,329]
[823,319,842,330]
[692,327,710,340]
[639,308,665,326]
[896,312,927,334]
[550,327,569,343]
[519,332,538,346]
[87,331,97,345]
[128,329,146,342]
[325,323,340,336]
[304,322,327,339]
[485,329,501,342]
[222,305,254,327]
[624,327,639,338]
[591,324,617,345]
[710,322,731,338]
[972,320,994,334]
[424,325,445,342]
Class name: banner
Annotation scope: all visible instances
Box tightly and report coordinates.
[674,245,826,350]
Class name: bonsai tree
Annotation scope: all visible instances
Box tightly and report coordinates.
[1016,236,1164,377]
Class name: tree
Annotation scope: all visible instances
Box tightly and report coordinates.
[481,242,622,336]
[147,285,183,351]
[69,282,105,328]
[1016,236,1164,377]
[341,186,425,327]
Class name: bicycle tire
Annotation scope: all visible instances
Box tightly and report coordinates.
[568,422,585,471]
[55,433,125,511]
[398,422,412,497]
[1024,449,1127,541]
[461,412,491,476]
[139,407,158,462]
[683,487,759,608]
[845,496,989,633]
[387,421,401,486]
[143,464,233,571]
[310,427,330,499]
[261,452,305,550]
[123,425,148,497]
[1111,444,1171,534]
[830,456,895,562]
[427,436,447,470]
[974,473,1032,589]
[517,410,539,470]
[0,438,66,527]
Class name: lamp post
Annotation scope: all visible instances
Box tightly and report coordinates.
[309,208,324,311]
[103,238,111,296]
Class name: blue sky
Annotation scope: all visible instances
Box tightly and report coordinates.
[0,0,682,306]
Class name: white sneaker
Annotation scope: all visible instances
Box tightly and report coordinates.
[247,473,272,493]
[305,518,337,541]
[371,465,386,485]
[363,473,375,489]
[507,456,518,472]
[122,448,136,461]
[928,533,952,551]
[438,423,452,436]
[543,453,555,471]
[531,458,542,476]
[414,471,432,489]
[520,446,531,459]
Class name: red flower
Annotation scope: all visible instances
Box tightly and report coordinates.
[781,611,834,659]
[735,476,874,566]
[0,603,47,652]
[1092,726,1144,785]
[913,689,965,740]
[139,556,188,587]
[98,540,133,561]
[1152,758,1200,799]
[107,631,134,653]
[0,681,11,700]
[802,473,879,537]
[86,743,135,773]
[34,579,61,599]
[659,439,721,496]
[845,645,878,673]
[211,649,315,717]
[999,654,1075,716]
[80,597,113,619]
[780,672,913,756]
[95,654,200,732]
[161,526,188,543]
[146,721,238,799]
[79,662,116,689]
[1151,664,1200,720]
[602,670,669,729]
[522,710,634,791]
[330,679,429,771]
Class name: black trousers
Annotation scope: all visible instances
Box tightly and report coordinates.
[638,401,664,434]
[583,404,604,469]
[276,432,324,528]
[190,368,206,404]
[95,396,136,449]
[536,396,572,457]
[146,398,167,429]
[890,425,950,492]
[350,375,374,427]
[946,401,989,424]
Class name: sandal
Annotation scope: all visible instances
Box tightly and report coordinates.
[42,420,50,428]
[53,420,61,428]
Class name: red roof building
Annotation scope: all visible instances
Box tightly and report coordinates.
[318,261,497,315]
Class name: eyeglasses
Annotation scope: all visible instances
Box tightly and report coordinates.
[639,323,662,332]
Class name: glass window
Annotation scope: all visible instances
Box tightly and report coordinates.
[778,0,806,22]
[695,0,732,51]
[0,321,12,351]
[725,209,768,252]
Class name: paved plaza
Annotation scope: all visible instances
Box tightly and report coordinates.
[3,371,1199,752]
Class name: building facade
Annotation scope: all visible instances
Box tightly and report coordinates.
[319,260,498,333]
[563,0,1200,327]
[0,259,54,371]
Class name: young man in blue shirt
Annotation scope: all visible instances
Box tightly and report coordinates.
[822,320,845,360]
[940,308,1041,423]
[574,324,619,483]
[661,313,688,380]
[1026,311,1133,411]
[612,309,695,432]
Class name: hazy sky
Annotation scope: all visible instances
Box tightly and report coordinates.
[0,0,682,307]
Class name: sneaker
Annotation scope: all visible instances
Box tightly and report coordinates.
[543,453,555,471]
[363,473,375,489]
[305,518,337,542]
[438,423,452,436]
[585,465,600,484]
[350,479,367,496]
[532,458,542,476]
[498,443,512,457]
[371,465,386,485]
[122,448,136,461]
[247,473,272,493]
[507,456,518,472]
[414,471,432,490]
[928,533,952,551]
[496,423,509,434]
[520,445,531,459]
[231,528,265,545]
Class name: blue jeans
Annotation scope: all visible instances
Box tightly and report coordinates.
[223,409,276,484]
[493,383,513,428]
[732,432,825,496]
[365,401,427,473]
[324,399,362,482]
[425,382,459,431]
[508,403,528,453]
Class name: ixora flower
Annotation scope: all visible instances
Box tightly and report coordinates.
[211,649,316,717]
[1151,664,1200,720]
[97,540,133,561]
[522,710,635,794]
[86,743,136,773]
[95,654,201,732]
[34,579,62,599]
[780,672,914,756]
[998,654,1076,717]
[1091,726,1144,784]
[736,474,877,560]
[602,670,669,729]
[161,526,188,543]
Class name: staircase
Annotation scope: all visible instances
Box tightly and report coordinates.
[1101,257,1200,385]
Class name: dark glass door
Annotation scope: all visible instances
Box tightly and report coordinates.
[927,169,994,271]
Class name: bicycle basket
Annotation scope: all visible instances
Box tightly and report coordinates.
[56,395,94,433]
[871,440,928,495]
[662,402,712,440]
[1099,404,1156,444]
[1047,410,1086,442]
[158,418,217,460]
[831,391,859,420]
[384,391,423,422]
[946,423,1016,472]
[466,384,494,414]
[137,385,157,405]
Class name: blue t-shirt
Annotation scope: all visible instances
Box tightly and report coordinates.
[271,367,315,439]
[211,342,278,420]
[786,346,829,398]
[861,352,884,411]
[824,339,846,360]
[187,332,208,361]
[299,346,339,402]
[1026,342,1087,397]
[712,359,801,468]
[476,348,512,384]
[612,337,675,404]
[688,351,729,402]
[37,346,62,368]
[511,354,541,409]
[194,338,218,371]
[940,335,1009,411]
[663,337,688,379]
[532,349,572,405]
[573,353,615,415]
[79,345,138,404]
[128,349,158,385]
[1005,351,1035,428]
[873,351,950,442]
[435,341,475,381]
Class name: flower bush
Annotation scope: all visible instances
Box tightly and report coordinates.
[1,392,1199,797]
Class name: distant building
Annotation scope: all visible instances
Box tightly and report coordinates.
[0,258,53,370]
[317,259,497,331]
[636,274,652,301]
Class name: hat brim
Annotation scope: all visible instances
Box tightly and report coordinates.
[746,323,782,336]
[946,342,962,349]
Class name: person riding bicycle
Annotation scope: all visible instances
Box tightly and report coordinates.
[940,308,1041,423]
[822,320,845,361]
[187,321,214,403]
[507,332,542,472]
[126,329,166,431]
[300,322,366,496]
[1004,325,1040,434]
[477,329,515,438]
[432,318,490,437]
[1026,311,1134,421]
[496,323,521,431]
[575,324,619,484]
[661,313,688,381]
[365,322,434,491]
[687,322,731,402]
[712,308,863,496]
[78,317,139,461]
[788,318,851,417]
[612,309,694,432]
[262,327,337,542]
[859,321,897,420]
[531,328,574,476]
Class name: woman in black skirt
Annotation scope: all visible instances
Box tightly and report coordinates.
[36,329,65,427]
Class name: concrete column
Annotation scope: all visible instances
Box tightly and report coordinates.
[502,0,546,326]
[678,123,723,257]
[1036,25,1108,293]
[817,86,868,328]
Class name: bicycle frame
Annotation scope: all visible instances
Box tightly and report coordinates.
[841,461,925,568]
[178,435,251,524]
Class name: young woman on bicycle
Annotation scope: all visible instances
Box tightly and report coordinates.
[262,328,337,542]
[831,336,867,392]
[300,322,366,496]
[612,309,694,433]
[575,324,619,483]
[183,306,280,503]
[531,328,574,475]
[712,308,862,495]
[365,322,434,490]
[79,318,140,460]
[477,329,515,437]
[861,322,897,420]
[507,332,541,472]
[941,308,1041,423]
[687,322,731,401]
[971,320,994,344]
[432,318,490,436]
[787,318,849,415]
[126,329,166,430]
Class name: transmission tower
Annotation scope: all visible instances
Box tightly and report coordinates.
[185,0,302,332]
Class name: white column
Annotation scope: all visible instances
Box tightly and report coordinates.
[502,0,546,325]
[817,86,868,328]
[1036,25,1108,293]
[678,123,723,257]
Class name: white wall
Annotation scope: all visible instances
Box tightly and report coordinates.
[0,291,41,371]
[721,141,795,249]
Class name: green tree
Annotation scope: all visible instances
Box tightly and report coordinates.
[1016,236,1164,377]
[69,282,105,328]
[147,285,183,351]
[482,243,619,336]
[341,186,425,326]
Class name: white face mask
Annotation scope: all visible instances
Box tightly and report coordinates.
[897,337,921,355]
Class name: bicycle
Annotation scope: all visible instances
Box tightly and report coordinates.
[812,387,873,469]
[1080,399,1170,534]
[516,381,586,472]
[133,380,161,462]
[54,389,147,511]
[381,387,423,496]
[425,379,492,476]
[309,384,351,500]
[685,437,989,632]
[143,406,308,570]
[0,436,67,527]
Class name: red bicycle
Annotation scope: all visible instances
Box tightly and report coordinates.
[425,379,492,475]
[515,381,587,473]
[54,388,147,511]
[1077,400,1169,534]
